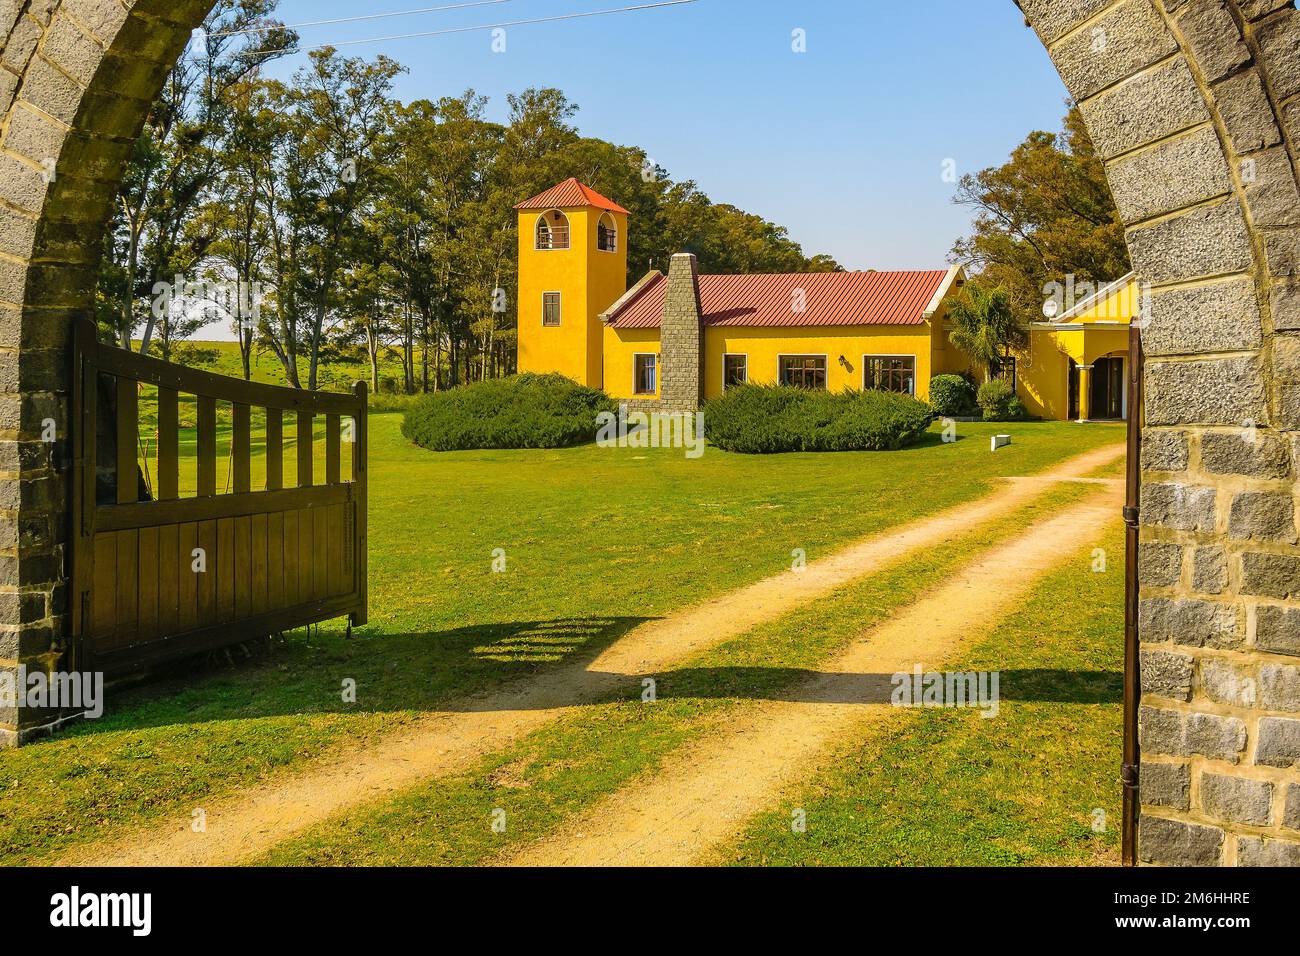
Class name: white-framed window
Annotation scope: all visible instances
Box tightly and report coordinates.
[597,212,618,252]
[535,210,570,250]
[723,353,748,388]
[634,353,658,394]
[862,354,916,394]
[542,291,561,327]
[778,354,827,389]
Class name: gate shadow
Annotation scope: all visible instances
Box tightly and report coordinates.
[79,615,1121,734]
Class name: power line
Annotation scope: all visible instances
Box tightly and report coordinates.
[242,0,700,56]
[203,0,516,40]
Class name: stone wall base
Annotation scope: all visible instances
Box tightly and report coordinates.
[0,710,86,749]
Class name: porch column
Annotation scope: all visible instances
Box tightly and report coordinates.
[1076,365,1093,422]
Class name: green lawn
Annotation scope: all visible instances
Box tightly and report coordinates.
[720,521,1126,866]
[0,413,1122,864]
[256,483,1101,865]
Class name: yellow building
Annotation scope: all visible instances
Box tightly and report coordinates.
[515,178,628,389]
[515,178,1138,420]
[1016,272,1142,421]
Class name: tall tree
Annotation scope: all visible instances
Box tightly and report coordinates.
[99,0,295,351]
[258,48,403,390]
[949,105,1129,320]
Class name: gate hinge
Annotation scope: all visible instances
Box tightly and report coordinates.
[1122,505,1140,527]
[1121,763,1140,789]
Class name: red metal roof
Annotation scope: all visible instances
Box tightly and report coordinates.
[514,177,630,215]
[606,270,951,329]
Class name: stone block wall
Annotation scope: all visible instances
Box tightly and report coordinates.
[1020,0,1300,865]
[0,0,203,744]
[658,253,704,413]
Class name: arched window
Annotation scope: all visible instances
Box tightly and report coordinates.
[535,210,570,250]
[597,213,618,252]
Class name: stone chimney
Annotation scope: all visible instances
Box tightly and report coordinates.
[659,253,704,411]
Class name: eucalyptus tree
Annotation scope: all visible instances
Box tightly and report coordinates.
[100,0,295,351]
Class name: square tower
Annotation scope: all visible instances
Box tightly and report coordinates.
[515,178,629,387]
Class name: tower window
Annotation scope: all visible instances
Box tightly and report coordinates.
[542,292,561,327]
[536,210,570,250]
[597,213,618,252]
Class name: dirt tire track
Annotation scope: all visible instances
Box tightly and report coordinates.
[56,443,1123,867]
[503,487,1123,867]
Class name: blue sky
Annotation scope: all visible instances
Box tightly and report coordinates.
[247,0,1071,271]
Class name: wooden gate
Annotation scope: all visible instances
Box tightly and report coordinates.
[69,320,368,678]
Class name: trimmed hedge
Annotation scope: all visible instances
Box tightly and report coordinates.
[976,379,1028,422]
[928,374,978,417]
[702,384,935,454]
[401,373,617,451]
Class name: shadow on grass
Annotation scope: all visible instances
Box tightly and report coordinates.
[51,607,1119,740]
[59,616,655,738]
[618,666,1122,706]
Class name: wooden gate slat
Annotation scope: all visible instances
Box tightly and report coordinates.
[327,503,343,596]
[232,403,251,494]
[251,513,269,616]
[265,409,283,491]
[157,524,179,636]
[297,507,314,604]
[92,533,116,640]
[197,395,217,497]
[312,506,328,602]
[217,517,235,622]
[196,519,216,624]
[157,387,179,501]
[137,526,159,641]
[283,509,300,606]
[178,522,199,632]
[116,377,138,504]
[267,511,285,609]
[297,412,313,487]
[325,414,341,484]
[114,529,138,648]
[234,515,252,619]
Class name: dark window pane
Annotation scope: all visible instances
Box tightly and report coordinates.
[863,355,915,394]
[724,355,747,388]
[779,355,827,389]
[542,293,561,327]
[634,354,657,394]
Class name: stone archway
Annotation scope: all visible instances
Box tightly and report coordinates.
[2,0,1298,866]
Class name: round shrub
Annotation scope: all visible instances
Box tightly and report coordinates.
[401,373,617,451]
[702,384,934,454]
[928,374,977,417]
[976,379,1028,422]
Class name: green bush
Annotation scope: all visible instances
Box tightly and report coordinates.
[702,384,935,454]
[928,374,978,417]
[977,379,1028,422]
[401,373,617,451]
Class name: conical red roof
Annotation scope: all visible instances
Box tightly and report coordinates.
[514,177,630,214]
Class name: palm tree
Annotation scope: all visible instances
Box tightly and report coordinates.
[946,282,1027,382]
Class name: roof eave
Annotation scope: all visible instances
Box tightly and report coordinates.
[600,270,664,324]
[1050,271,1139,322]
[922,265,966,320]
